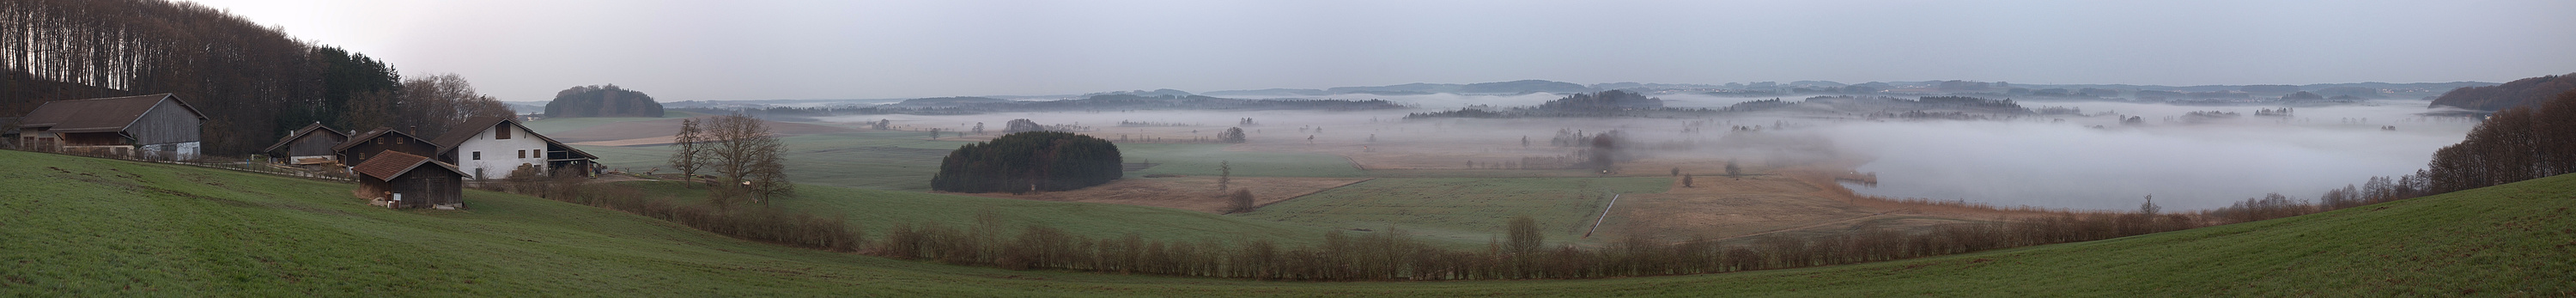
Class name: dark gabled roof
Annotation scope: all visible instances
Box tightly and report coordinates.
[262,122,349,153]
[430,116,598,160]
[17,94,206,133]
[430,117,512,148]
[331,127,432,153]
[351,150,466,180]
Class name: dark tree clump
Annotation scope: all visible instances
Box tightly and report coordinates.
[931,131,1123,193]
[544,84,665,118]
[1218,127,1247,143]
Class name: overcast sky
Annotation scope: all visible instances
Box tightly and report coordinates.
[185,0,2576,101]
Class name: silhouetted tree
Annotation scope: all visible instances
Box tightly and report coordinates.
[705,113,793,200]
[1218,127,1247,143]
[1226,189,1255,214]
[1507,216,1543,254]
[668,118,707,186]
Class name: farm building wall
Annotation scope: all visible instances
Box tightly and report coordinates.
[452,122,550,179]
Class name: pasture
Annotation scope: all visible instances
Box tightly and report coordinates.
[5,149,2565,295]
[1236,177,1673,244]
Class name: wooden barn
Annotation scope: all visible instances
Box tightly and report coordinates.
[11,94,207,160]
[350,150,468,210]
[261,123,349,165]
[432,117,599,179]
[331,127,437,167]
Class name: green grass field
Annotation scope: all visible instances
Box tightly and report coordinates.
[3,149,2571,295]
[519,111,695,134]
[575,131,970,191]
[1115,143,1366,178]
[1237,177,1674,245]
[563,125,1364,191]
[611,180,1358,246]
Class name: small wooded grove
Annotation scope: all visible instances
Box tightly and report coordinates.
[544,84,665,118]
[931,131,1124,193]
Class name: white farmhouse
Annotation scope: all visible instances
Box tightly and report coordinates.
[430,117,598,179]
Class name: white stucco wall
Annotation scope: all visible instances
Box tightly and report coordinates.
[454,123,550,179]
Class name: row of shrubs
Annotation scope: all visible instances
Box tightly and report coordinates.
[868,210,2200,281]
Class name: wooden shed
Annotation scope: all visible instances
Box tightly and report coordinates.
[351,150,468,210]
[261,122,349,165]
[11,94,207,160]
[331,127,437,168]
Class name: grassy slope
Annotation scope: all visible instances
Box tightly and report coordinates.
[4,151,2569,295]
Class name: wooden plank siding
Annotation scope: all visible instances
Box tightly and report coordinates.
[287,132,343,157]
[129,99,202,146]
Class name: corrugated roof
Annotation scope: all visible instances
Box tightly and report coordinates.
[262,122,347,153]
[16,94,205,133]
[350,150,465,180]
[431,116,598,160]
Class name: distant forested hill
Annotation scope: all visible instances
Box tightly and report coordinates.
[2429,72,2576,111]
[545,85,665,118]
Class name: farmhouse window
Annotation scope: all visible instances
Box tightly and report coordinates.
[518,150,526,159]
[496,125,512,139]
[472,151,482,161]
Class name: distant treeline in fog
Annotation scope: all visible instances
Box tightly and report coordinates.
[2214,89,2576,223]
[698,94,1406,117]
[2427,72,2576,112]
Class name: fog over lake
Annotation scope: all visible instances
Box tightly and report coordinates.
[1826,100,2478,210]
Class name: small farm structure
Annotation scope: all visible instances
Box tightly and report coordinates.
[351,150,467,210]
[261,123,349,165]
[10,94,207,160]
[332,127,437,168]
[432,117,598,179]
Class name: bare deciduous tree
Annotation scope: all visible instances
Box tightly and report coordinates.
[668,118,707,186]
[704,113,793,201]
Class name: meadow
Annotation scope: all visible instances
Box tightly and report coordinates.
[3,149,2567,295]
[1238,177,1677,245]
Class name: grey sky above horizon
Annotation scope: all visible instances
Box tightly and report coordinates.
[184,0,2576,101]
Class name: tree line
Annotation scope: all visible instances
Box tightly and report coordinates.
[1,0,508,155]
[2208,89,2576,224]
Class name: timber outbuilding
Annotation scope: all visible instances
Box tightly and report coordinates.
[351,150,467,210]
[332,127,436,167]
[10,94,207,160]
[262,122,349,165]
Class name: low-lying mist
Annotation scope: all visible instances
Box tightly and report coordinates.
[1826,100,2477,210]
[818,94,2480,211]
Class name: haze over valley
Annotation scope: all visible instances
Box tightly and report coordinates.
[6,0,2573,295]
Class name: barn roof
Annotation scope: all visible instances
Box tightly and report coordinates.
[351,150,466,180]
[431,116,597,160]
[16,94,206,133]
[262,122,348,153]
[331,127,431,153]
